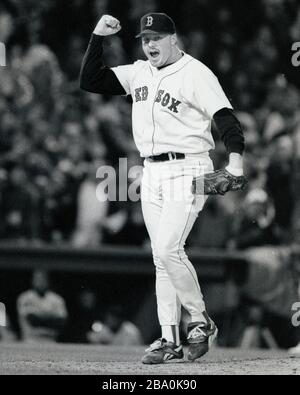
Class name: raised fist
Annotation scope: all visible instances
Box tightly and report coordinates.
[93,15,121,36]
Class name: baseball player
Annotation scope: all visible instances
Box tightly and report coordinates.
[17,270,68,343]
[80,13,246,364]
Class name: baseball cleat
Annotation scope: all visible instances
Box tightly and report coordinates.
[187,320,218,362]
[288,343,300,357]
[141,338,184,364]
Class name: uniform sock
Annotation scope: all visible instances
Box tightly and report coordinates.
[161,325,180,345]
[200,311,210,324]
[190,311,210,327]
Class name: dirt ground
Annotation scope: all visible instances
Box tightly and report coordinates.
[0,343,299,375]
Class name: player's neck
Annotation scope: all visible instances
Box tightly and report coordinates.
[158,49,183,70]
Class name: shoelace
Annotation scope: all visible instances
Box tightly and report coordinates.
[187,325,208,340]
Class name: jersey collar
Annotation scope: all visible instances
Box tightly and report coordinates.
[149,52,193,76]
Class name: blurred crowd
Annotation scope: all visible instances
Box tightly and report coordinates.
[0,0,299,251]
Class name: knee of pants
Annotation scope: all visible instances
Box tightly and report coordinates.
[156,241,177,270]
[153,254,165,272]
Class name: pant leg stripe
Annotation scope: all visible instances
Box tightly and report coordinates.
[177,196,202,294]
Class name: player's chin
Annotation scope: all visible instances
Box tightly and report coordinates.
[145,51,161,66]
[148,56,164,67]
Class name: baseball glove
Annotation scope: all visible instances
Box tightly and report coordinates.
[192,169,248,196]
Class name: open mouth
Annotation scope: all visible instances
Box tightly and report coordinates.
[150,50,160,59]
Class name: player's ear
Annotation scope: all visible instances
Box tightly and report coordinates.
[170,34,177,46]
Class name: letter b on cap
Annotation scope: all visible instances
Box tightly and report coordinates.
[0,42,6,66]
[0,302,6,326]
[146,16,153,27]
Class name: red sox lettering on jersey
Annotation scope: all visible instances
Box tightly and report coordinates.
[135,86,182,113]
[112,53,232,157]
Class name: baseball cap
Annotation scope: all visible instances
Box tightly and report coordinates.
[136,13,176,38]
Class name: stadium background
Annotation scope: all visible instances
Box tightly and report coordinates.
[0,0,299,351]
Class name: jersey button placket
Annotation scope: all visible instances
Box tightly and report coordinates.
[151,78,163,156]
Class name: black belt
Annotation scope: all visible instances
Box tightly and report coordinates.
[147,152,185,162]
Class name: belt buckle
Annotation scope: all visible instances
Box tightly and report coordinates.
[168,152,176,161]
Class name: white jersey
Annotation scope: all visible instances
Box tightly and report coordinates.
[112,53,232,157]
[17,290,68,341]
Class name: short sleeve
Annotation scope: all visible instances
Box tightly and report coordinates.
[192,64,233,118]
[52,294,68,319]
[17,293,34,316]
[111,64,134,95]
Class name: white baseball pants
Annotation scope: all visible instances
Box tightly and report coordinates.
[141,154,214,326]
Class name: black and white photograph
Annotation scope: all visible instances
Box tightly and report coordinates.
[0,0,300,378]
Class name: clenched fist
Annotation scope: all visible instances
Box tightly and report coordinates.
[93,15,121,36]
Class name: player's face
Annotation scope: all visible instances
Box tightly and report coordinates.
[141,33,174,68]
[32,271,49,294]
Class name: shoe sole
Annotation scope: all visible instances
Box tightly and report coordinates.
[142,356,184,365]
[142,358,184,365]
[142,350,184,365]
[187,327,218,362]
